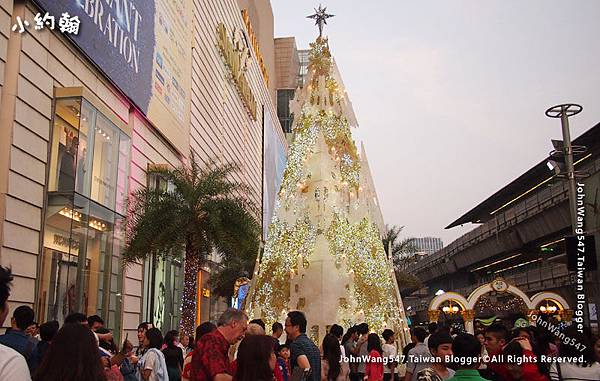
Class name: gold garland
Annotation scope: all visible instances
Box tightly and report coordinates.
[326,214,402,332]
[283,109,360,192]
[308,37,332,77]
[279,36,360,194]
[279,114,318,205]
[249,215,317,325]
[317,111,360,188]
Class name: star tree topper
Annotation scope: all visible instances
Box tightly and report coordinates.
[307,5,334,38]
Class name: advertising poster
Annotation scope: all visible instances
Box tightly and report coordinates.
[34,0,192,153]
[263,108,287,240]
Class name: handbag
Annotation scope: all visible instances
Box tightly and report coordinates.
[290,367,312,381]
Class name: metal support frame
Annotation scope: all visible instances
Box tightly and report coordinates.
[545,104,583,234]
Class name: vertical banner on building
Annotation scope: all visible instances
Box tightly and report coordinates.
[33,0,192,154]
[262,109,287,240]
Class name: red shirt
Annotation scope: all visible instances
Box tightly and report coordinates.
[273,362,284,381]
[191,329,232,381]
[487,349,548,381]
[487,349,511,381]
[519,350,548,381]
[366,350,384,381]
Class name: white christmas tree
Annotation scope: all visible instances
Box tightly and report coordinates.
[245,35,410,346]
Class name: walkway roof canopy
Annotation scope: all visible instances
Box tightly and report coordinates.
[446,121,600,229]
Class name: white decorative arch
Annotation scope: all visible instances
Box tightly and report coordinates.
[425,279,571,332]
[530,292,570,310]
[466,279,533,310]
[429,292,469,311]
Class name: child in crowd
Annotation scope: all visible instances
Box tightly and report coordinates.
[277,344,291,381]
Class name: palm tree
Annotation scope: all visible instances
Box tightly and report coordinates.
[382,225,418,270]
[123,157,260,335]
[382,225,423,295]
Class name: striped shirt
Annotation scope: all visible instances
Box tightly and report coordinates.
[290,333,321,381]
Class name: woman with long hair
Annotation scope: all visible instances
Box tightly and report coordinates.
[162,330,184,381]
[33,323,105,381]
[365,333,383,381]
[233,335,276,381]
[321,333,349,380]
[138,328,168,381]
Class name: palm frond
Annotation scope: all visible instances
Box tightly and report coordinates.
[382,224,420,271]
[122,187,188,264]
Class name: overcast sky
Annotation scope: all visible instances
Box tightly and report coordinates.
[271,0,600,246]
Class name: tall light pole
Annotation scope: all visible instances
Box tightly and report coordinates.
[545,103,583,234]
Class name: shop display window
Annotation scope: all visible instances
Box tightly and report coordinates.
[40,90,131,337]
[142,255,183,333]
[90,114,119,208]
[141,170,183,332]
[47,97,130,211]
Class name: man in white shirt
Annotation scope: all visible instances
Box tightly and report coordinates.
[0,266,32,381]
[382,329,399,381]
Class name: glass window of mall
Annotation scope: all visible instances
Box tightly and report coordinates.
[277,89,295,134]
[141,170,184,332]
[39,89,131,336]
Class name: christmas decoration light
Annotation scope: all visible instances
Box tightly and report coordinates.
[246,216,317,324]
[475,293,528,314]
[326,214,403,333]
[246,34,408,345]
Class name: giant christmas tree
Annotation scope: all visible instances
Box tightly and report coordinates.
[245,8,409,346]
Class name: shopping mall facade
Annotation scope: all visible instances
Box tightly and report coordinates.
[0,0,296,340]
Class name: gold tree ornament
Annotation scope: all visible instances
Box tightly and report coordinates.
[302,258,310,269]
[298,297,306,309]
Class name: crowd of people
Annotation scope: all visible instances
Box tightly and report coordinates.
[0,266,197,381]
[398,322,600,381]
[3,265,600,381]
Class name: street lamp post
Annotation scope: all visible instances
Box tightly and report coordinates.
[545,103,583,234]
